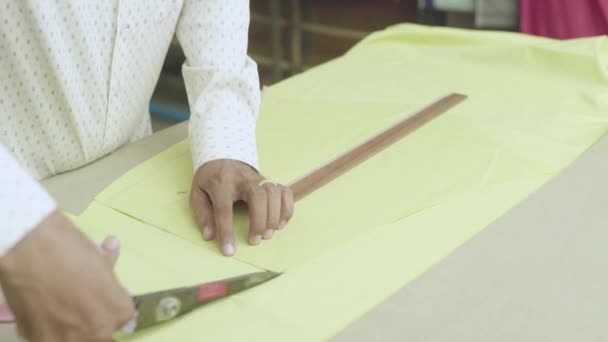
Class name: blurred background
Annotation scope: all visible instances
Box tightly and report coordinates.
[150,0,608,130]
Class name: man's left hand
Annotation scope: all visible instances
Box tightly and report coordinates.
[190,159,294,256]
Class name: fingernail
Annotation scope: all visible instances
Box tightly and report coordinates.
[277,221,287,230]
[263,229,274,240]
[223,243,235,256]
[249,234,262,246]
[203,226,213,240]
[104,236,120,250]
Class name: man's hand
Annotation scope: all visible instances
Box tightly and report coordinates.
[190,159,294,256]
[0,211,134,342]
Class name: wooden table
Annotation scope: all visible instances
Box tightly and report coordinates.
[2,122,607,341]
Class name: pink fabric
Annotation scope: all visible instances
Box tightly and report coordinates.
[520,0,608,39]
[0,302,15,323]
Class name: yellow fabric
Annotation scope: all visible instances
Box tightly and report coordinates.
[72,204,311,341]
[83,24,608,340]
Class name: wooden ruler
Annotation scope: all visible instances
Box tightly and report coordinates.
[289,93,467,201]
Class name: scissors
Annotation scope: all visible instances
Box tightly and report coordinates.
[0,271,279,333]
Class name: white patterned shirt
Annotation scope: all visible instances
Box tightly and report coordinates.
[0,0,260,256]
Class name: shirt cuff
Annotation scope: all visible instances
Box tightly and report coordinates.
[0,146,56,257]
[182,60,261,172]
[189,111,259,171]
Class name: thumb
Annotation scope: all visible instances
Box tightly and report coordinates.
[100,236,121,268]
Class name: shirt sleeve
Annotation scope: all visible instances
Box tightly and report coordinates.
[0,144,56,257]
[176,0,261,171]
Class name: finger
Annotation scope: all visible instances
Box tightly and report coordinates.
[31,321,68,342]
[209,188,236,256]
[10,301,31,338]
[278,186,295,230]
[16,321,29,340]
[64,330,94,342]
[263,184,282,239]
[23,319,38,341]
[7,302,26,330]
[245,184,267,245]
[101,236,121,268]
[190,188,215,241]
[113,291,137,331]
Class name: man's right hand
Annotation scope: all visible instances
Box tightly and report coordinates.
[0,211,134,342]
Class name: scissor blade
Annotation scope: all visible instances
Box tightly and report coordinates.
[223,271,280,296]
[129,271,279,332]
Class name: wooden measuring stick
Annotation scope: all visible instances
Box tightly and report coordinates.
[289,93,467,201]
